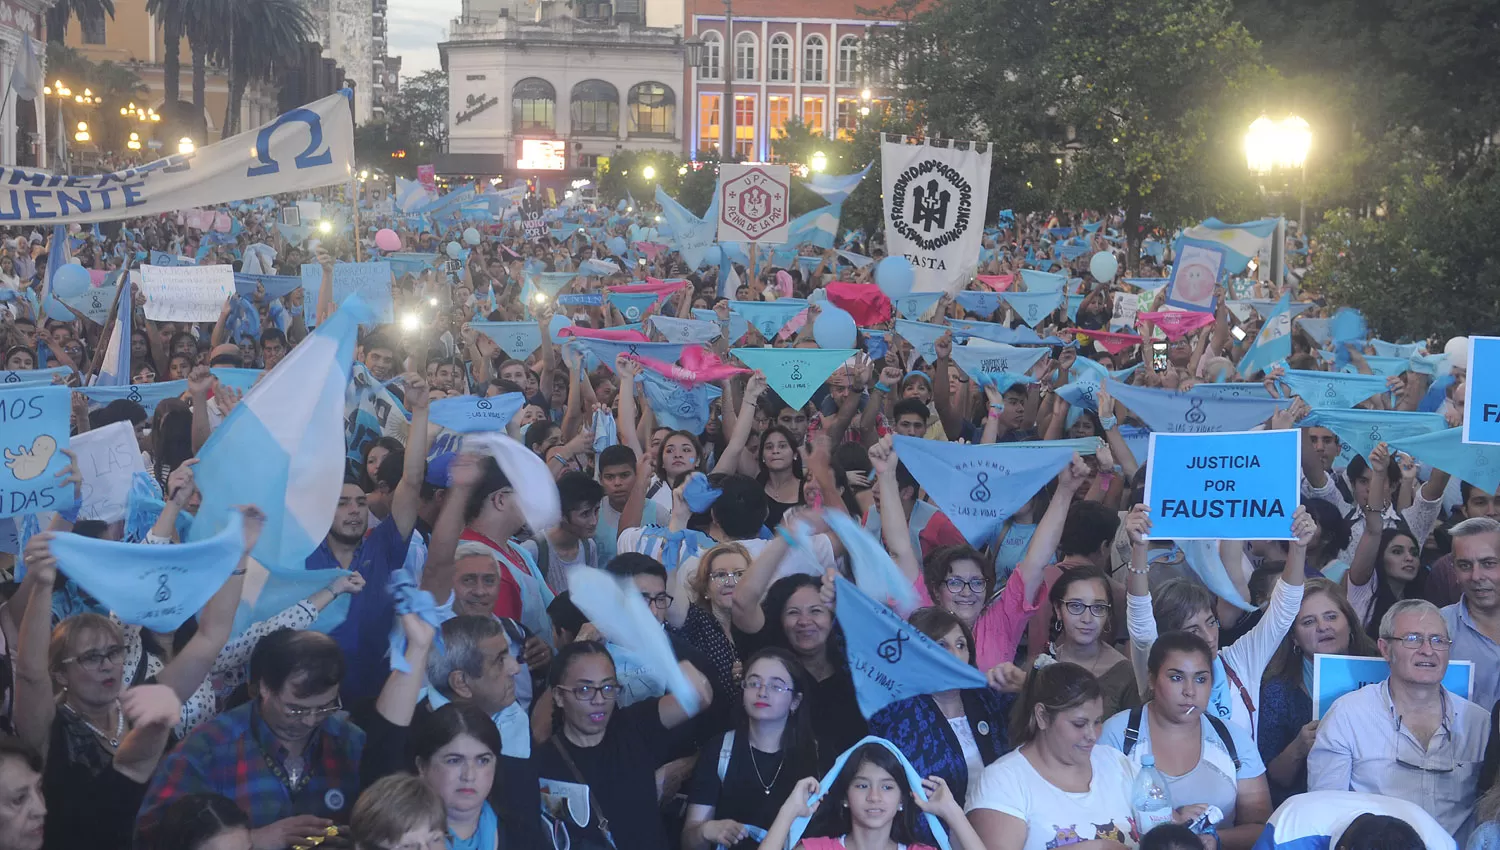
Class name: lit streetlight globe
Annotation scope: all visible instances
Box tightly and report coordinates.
[810,151,827,172]
[642,165,657,180]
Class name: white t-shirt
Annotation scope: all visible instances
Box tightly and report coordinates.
[966,745,1139,850]
[948,716,985,801]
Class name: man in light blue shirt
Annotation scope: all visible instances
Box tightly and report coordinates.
[1309,598,1490,842]
[1441,516,1500,712]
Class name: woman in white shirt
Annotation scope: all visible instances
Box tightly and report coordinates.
[965,662,1137,850]
[1122,504,1313,740]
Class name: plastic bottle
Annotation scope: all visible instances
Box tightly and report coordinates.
[1132,754,1174,836]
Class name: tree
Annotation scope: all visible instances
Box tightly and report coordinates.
[596,149,687,209]
[46,0,114,44]
[143,0,184,124]
[387,70,449,152]
[203,0,314,136]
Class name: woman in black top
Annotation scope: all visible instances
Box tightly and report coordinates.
[682,648,819,850]
[532,640,713,849]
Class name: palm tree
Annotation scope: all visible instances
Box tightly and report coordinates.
[199,0,313,136]
[182,0,216,117]
[142,0,183,122]
[45,0,115,44]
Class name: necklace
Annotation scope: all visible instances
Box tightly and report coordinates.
[65,699,124,748]
[749,747,784,795]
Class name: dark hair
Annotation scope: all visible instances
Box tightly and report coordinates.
[1151,578,1217,635]
[248,629,344,697]
[1146,630,1215,679]
[893,397,929,423]
[921,545,994,606]
[1139,822,1204,850]
[145,793,250,850]
[761,574,844,664]
[1058,500,1120,558]
[259,328,288,348]
[371,449,405,492]
[94,398,147,428]
[523,420,558,453]
[907,607,976,667]
[655,429,703,489]
[547,591,588,639]
[152,401,195,473]
[713,473,768,539]
[0,736,42,777]
[605,552,667,583]
[1009,661,1101,746]
[735,648,819,774]
[557,471,604,515]
[598,444,637,471]
[463,455,512,523]
[1047,565,1114,645]
[1366,527,1425,640]
[1334,814,1424,850]
[362,331,397,356]
[1301,497,1351,562]
[546,640,615,734]
[410,702,504,771]
[755,425,804,482]
[802,743,924,845]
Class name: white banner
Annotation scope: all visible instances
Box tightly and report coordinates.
[141,264,235,321]
[717,164,791,243]
[0,92,354,224]
[881,138,992,294]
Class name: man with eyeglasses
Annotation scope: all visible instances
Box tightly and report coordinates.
[138,629,365,850]
[1441,516,1500,713]
[1309,598,1490,842]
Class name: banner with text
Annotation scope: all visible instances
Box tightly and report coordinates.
[300,262,394,324]
[1144,429,1299,540]
[0,386,71,518]
[141,264,234,321]
[881,137,992,294]
[717,164,791,244]
[1463,336,1500,445]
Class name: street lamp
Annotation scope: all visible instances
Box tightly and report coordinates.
[810,150,827,172]
[73,122,89,143]
[1245,114,1312,280]
[127,132,141,152]
[642,164,656,180]
[178,136,195,154]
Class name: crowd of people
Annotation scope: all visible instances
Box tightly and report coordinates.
[0,183,1490,850]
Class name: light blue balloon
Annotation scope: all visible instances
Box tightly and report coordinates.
[51,263,91,298]
[813,304,857,349]
[1089,251,1119,283]
[463,227,481,246]
[875,256,914,299]
[548,314,573,344]
[446,241,462,259]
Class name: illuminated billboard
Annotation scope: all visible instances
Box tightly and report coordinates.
[518,139,567,171]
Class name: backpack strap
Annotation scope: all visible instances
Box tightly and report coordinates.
[717,730,735,783]
[1122,704,1144,756]
[1205,714,1242,771]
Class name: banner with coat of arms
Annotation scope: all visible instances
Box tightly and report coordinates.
[880,136,992,294]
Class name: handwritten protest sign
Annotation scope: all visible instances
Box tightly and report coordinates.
[1313,654,1471,719]
[1462,336,1500,445]
[1144,429,1299,540]
[0,386,71,518]
[300,261,394,324]
[72,420,148,522]
[141,264,234,322]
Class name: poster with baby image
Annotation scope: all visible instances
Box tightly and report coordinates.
[1164,237,1229,313]
[0,385,71,518]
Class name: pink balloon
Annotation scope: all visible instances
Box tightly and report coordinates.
[374,228,401,252]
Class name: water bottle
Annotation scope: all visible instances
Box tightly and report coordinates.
[1131,754,1173,836]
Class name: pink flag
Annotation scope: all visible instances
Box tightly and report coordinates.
[977,274,1014,292]
[634,242,670,260]
[1075,328,1144,355]
[609,278,688,306]
[631,346,749,386]
[1138,311,1215,341]
[556,326,649,342]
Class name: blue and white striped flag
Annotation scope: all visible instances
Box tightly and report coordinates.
[804,161,872,205]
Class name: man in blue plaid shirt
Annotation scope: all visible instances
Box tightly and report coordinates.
[135,629,364,849]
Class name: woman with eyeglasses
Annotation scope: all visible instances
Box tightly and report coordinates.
[1032,565,1138,718]
[868,608,1014,812]
[1101,631,1272,850]
[668,542,752,699]
[682,648,818,850]
[533,639,713,849]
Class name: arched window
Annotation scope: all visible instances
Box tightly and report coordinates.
[837,35,860,85]
[734,31,757,81]
[699,31,722,81]
[628,82,675,136]
[803,35,826,83]
[768,33,792,82]
[512,78,556,132]
[570,80,619,136]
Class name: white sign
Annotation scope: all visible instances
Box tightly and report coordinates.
[141,264,235,321]
[717,164,791,243]
[72,421,147,522]
[0,92,354,224]
[297,199,323,224]
[881,138,992,294]
[1111,291,1142,330]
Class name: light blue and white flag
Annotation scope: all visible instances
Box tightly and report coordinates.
[568,566,701,714]
[1106,378,1291,433]
[49,510,245,631]
[396,177,433,213]
[1003,289,1065,327]
[472,321,544,361]
[891,435,1075,542]
[93,275,133,387]
[649,315,722,344]
[732,347,855,410]
[429,393,526,433]
[781,204,841,250]
[804,161,872,205]
[189,297,373,568]
[1279,369,1390,410]
[729,299,808,340]
[1238,292,1295,378]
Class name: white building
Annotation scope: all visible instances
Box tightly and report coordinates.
[438,12,686,182]
[307,0,374,124]
[0,0,50,166]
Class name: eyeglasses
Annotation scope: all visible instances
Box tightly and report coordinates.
[640,592,674,610]
[742,677,794,695]
[61,645,126,670]
[1394,712,1460,774]
[710,570,746,586]
[1063,600,1112,617]
[283,696,343,719]
[943,577,987,595]
[1384,633,1454,651]
[560,683,621,702]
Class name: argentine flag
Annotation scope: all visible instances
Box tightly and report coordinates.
[93,273,133,386]
[804,161,872,205]
[189,296,375,569]
[1237,291,1293,378]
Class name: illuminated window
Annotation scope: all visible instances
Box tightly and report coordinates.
[768,34,792,82]
[835,97,858,140]
[699,94,721,152]
[734,32,758,81]
[628,82,675,136]
[837,35,860,85]
[570,80,619,136]
[801,96,825,136]
[699,32,722,81]
[803,35,825,83]
[768,96,791,142]
[734,95,755,158]
[512,78,556,132]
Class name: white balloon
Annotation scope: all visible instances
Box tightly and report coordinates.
[1445,336,1470,370]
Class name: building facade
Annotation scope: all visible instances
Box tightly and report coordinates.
[683,0,895,162]
[438,9,685,184]
[306,0,374,123]
[0,0,48,167]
